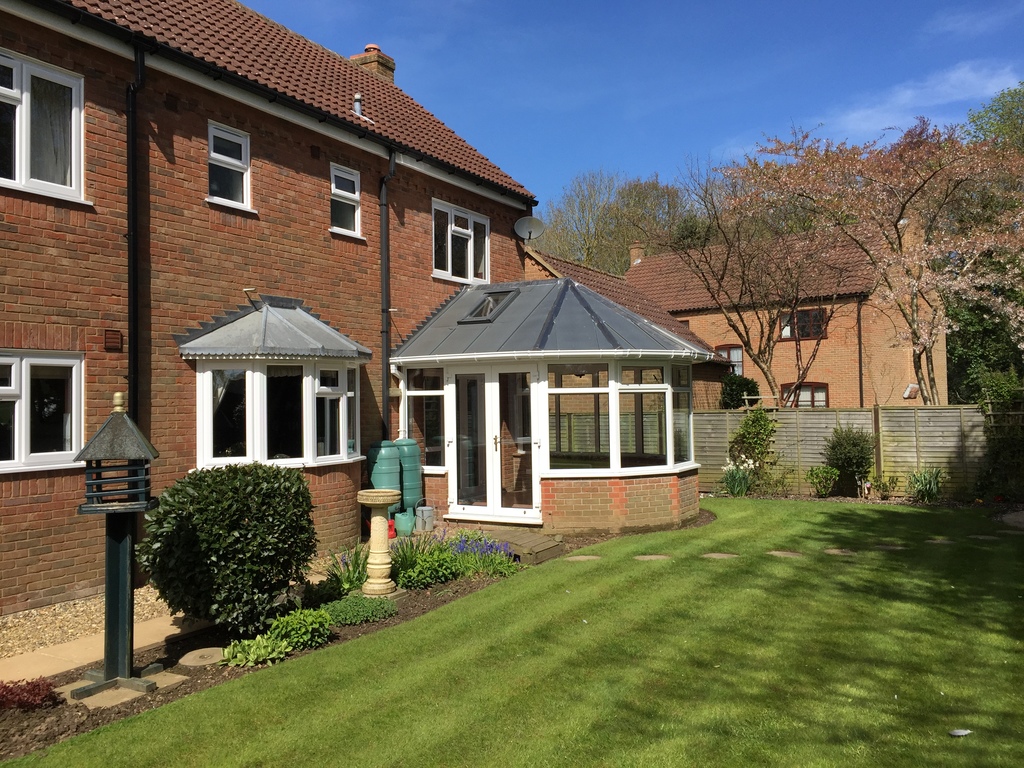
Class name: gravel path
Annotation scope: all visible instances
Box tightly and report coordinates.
[0,587,173,660]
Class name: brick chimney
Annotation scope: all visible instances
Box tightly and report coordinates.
[629,241,645,265]
[350,43,396,83]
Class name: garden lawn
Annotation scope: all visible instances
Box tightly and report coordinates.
[10,499,1024,767]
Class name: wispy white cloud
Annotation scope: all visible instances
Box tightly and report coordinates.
[820,61,1020,141]
[924,1,1024,37]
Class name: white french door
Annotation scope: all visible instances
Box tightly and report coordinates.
[447,366,541,524]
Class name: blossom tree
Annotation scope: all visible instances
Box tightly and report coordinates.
[733,119,1024,404]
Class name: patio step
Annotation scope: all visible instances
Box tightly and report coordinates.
[493,530,565,565]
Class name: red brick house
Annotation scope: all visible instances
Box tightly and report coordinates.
[624,245,948,408]
[1,0,711,614]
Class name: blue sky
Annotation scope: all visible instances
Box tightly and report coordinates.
[245,0,1023,209]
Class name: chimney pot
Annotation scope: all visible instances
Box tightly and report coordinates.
[350,44,396,83]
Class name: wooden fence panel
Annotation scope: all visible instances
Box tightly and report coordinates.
[695,405,987,496]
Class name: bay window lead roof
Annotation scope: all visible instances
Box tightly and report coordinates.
[175,296,372,360]
[392,278,717,363]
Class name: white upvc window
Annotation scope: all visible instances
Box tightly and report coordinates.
[207,122,251,209]
[196,359,361,468]
[329,164,360,236]
[0,353,84,473]
[0,49,84,201]
[432,200,489,283]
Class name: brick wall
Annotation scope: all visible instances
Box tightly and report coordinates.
[540,470,699,533]
[0,13,527,614]
[682,298,948,407]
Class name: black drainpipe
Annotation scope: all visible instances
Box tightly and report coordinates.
[126,44,145,422]
[857,297,865,408]
[379,150,397,440]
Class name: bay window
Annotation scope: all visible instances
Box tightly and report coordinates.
[199,360,360,466]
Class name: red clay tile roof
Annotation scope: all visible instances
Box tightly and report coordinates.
[624,237,877,314]
[57,0,533,201]
[526,249,720,357]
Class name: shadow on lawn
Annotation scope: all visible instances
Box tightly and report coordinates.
[801,503,1024,638]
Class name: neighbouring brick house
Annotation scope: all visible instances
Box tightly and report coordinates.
[624,245,948,408]
[2,0,712,614]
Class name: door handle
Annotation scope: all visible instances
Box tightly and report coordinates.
[493,435,499,451]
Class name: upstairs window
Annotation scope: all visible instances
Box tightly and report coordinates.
[0,49,84,200]
[780,308,826,340]
[433,201,489,283]
[207,122,250,209]
[329,164,360,236]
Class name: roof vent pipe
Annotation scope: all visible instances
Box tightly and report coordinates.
[353,92,363,116]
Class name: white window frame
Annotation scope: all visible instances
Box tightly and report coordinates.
[0,352,84,473]
[314,364,360,461]
[432,199,489,284]
[329,163,361,237]
[0,49,85,202]
[206,122,252,211]
[196,359,362,468]
[541,361,696,478]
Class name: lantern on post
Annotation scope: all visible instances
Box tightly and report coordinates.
[71,392,161,699]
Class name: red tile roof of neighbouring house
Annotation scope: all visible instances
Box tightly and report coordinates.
[43,0,533,202]
[525,248,722,357]
[624,237,877,314]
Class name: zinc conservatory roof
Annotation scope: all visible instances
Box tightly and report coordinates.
[175,296,372,360]
[392,278,716,365]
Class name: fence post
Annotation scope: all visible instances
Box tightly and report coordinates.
[872,404,882,479]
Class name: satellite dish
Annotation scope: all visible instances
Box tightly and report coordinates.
[514,216,546,241]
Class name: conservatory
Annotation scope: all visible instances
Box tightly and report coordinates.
[392,278,715,532]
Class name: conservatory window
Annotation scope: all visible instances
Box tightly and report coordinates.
[406,368,445,467]
[548,364,609,469]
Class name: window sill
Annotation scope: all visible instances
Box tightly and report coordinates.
[431,270,489,286]
[0,178,93,207]
[538,461,700,480]
[205,197,258,215]
[0,459,85,476]
[329,228,366,242]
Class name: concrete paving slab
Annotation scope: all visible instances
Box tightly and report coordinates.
[824,548,856,556]
[874,544,907,551]
[0,614,210,682]
[634,555,671,561]
[701,553,739,559]
[564,555,601,561]
[767,550,803,558]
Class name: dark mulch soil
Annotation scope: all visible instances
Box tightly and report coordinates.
[0,514,718,762]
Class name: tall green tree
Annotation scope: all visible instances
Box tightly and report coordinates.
[968,81,1024,152]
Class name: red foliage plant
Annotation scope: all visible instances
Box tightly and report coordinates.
[0,678,62,711]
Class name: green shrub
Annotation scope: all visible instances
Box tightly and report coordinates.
[267,608,332,651]
[870,474,900,500]
[137,463,318,637]
[720,372,760,410]
[221,635,291,667]
[322,594,398,626]
[805,466,840,498]
[823,425,876,496]
[397,545,461,590]
[728,408,777,492]
[301,578,344,609]
[907,467,944,503]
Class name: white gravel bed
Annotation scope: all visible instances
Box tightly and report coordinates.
[0,586,173,660]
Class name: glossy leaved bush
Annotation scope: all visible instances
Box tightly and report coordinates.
[137,463,318,637]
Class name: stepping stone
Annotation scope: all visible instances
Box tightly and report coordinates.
[180,647,224,667]
[926,539,955,545]
[968,535,1000,541]
[824,548,856,556]
[56,681,144,710]
[874,544,907,551]
[565,555,601,562]
[634,555,671,561]
[767,550,803,558]
[999,530,1024,535]
[701,552,739,559]
[144,671,189,692]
